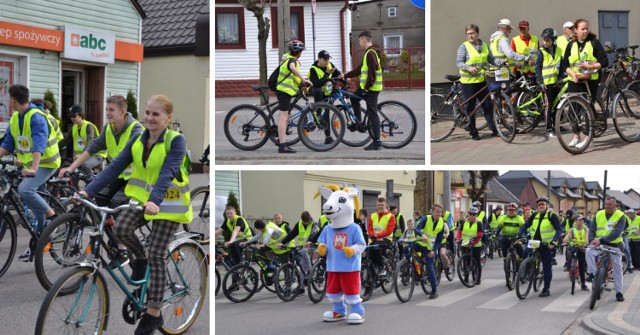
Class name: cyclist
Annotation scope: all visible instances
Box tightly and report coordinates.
[367,197,396,276]
[561,209,576,270]
[399,218,417,258]
[535,28,564,137]
[489,205,503,231]
[497,202,525,287]
[272,212,291,234]
[0,84,61,261]
[472,200,488,230]
[391,205,405,256]
[279,211,318,293]
[628,209,640,271]
[586,196,626,302]
[457,24,506,140]
[456,206,484,285]
[517,196,562,297]
[241,219,289,263]
[275,40,312,154]
[439,207,454,275]
[562,214,590,291]
[214,206,253,266]
[412,204,446,299]
[343,30,384,151]
[557,21,575,55]
[623,209,634,273]
[58,104,107,175]
[510,21,539,77]
[559,18,608,149]
[80,94,193,335]
[307,50,342,145]
[489,19,531,74]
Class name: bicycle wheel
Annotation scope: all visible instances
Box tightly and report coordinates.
[162,242,208,334]
[35,213,92,292]
[336,104,371,147]
[183,186,210,245]
[622,254,629,275]
[516,258,534,299]
[297,102,345,151]
[260,266,277,293]
[504,255,514,290]
[457,254,478,288]
[307,258,326,304]
[268,104,303,146]
[627,80,640,97]
[376,100,417,149]
[570,259,577,295]
[434,255,442,286]
[493,92,517,143]
[360,263,374,302]
[555,96,594,154]
[274,263,302,302]
[223,264,258,303]
[613,89,640,142]
[223,104,269,150]
[533,262,544,292]
[513,87,544,133]
[480,247,487,267]
[35,266,109,335]
[445,250,455,281]
[476,108,489,131]
[381,259,394,293]
[419,262,432,295]
[393,259,415,303]
[0,213,16,278]
[215,267,221,296]
[589,269,602,310]
[430,96,457,142]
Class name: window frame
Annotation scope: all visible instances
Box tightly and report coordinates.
[388,7,397,18]
[271,6,305,49]
[215,7,246,50]
[383,33,403,56]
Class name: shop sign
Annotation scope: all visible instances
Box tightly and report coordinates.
[61,26,115,64]
[0,21,63,51]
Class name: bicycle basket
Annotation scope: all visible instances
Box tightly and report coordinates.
[486,69,510,92]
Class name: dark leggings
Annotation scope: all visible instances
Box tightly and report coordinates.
[461,82,496,134]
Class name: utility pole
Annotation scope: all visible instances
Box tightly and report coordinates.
[277,0,291,60]
[444,171,451,212]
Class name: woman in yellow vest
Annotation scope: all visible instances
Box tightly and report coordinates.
[456,24,506,140]
[559,19,608,149]
[562,214,590,291]
[80,95,192,334]
[535,28,564,137]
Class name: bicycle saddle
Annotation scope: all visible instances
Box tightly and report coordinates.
[445,75,461,82]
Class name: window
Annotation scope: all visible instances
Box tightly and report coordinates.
[388,7,397,18]
[271,6,305,48]
[215,7,245,49]
[384,33,403,56]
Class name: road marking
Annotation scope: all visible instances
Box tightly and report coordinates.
[416,279,502,307]
[366,291,405,304]
[541,289,589,313]
[478,290,521,310]
[605,273,640,333]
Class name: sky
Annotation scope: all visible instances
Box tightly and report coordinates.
[498,168,640,192]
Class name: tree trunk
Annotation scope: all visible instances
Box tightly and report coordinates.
[414,171,428,216]
[468,170,498,202]
[238,0,271,104]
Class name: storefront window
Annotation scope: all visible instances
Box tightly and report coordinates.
[0,54,26,134]
[215,8,245,49]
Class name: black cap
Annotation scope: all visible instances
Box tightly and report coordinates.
[68,104,82,116]
[318,50,331,59]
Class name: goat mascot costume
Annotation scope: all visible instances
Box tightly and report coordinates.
[316,184,366,324]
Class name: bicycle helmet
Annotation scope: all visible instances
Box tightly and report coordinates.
[288,40,305,52]
[536,196,550,204]
[468,207,480,214]
[566,209,574,217]
[507,202,518,210]
[472,200,482,207]
[541,28,556,39]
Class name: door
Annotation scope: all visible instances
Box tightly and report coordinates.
[598,11,629,63]
[61,69,84,132]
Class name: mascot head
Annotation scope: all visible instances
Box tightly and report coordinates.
[316,184,360,229]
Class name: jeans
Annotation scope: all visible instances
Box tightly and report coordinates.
[623,235,632,271]
[350,88,380,141]
[18,167,56,234]
[411,243,438,292]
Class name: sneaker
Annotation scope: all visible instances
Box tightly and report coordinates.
[17,247,32,262]
[347,313,365,324]
[323,311,346,322]
[616,292,625,302]
[444,267,451,275]
[130,259,148,282]
[575,139,589,150]
[539,289,550,297]
[295,287,306,296]
[377,268,387,278]
[471,132,481,141]
[586,273,594,282]
[429,292,439,299]
[476,279,481,285]
[581,284,590,291]
[278,145,296,153]
[134,313,163,335]
[364,141,381,151]
[545,130,556,138]
[324,137,334,145]
[109,249,130,270]
[568,138,578,147]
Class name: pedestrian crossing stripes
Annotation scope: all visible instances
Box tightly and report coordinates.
[417,279,502,307]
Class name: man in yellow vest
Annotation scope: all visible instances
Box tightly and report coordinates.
[518,196,562,297]
[412,203,446,299]
[59,105,106,175]
[556,21,575,55]
[280,211,318,293]
[586,197,626,302]
[344,31,384,151]
[367,197,396,276]
[628,209,640,271]
[456,206,485,284]
[308,50,342,144]
[489,19,530,74]
[511,21,539,77]
[535,28,564,137]
[215,206,253,266]
[0,84,61,261]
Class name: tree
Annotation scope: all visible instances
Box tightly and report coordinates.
[43,90,59,120]
[126,90,138,120]
[468,170,498,202]
[238,0,271,104]
[414,171,429,215]
[226,191,241,215]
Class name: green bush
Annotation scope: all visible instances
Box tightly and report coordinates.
[400,50,410,64]
[126,90,138,119]
[226,191,241,215]
[43,90,59,120]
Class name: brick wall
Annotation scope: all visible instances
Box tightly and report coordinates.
[215,79,274,97]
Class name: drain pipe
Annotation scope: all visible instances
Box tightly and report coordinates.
[340,0,350,72]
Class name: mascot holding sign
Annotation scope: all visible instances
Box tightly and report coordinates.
[316,185,366,325]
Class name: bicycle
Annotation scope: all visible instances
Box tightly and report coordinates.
[215,243,236,296]
[307,252,326,304]
[456,239,480,288]
[34,196,208,334]
[393,242,433,303]
[515,239,546,300]
[566,244,587,295]
[182,185,209,245]
[503,236,524,290]
[360,244,394,302]
[326,78,417,148]
[431,66,517,143]
[274,246,311,302]
[438,244,455,282]
[223,84,346,152]
[222,245,282,303]
[589,246,624,310]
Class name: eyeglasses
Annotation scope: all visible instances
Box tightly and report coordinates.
[468,213,477,216]
[537,202,547,206]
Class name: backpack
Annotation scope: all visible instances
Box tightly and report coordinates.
[268,58,292,92]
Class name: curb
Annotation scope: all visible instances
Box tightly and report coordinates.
[582,313,616,335]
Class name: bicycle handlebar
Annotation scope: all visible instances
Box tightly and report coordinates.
[71,194,143,214]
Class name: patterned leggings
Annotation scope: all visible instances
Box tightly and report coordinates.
[114,207,180,309]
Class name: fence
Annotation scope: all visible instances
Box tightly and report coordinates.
[351,46,425,89]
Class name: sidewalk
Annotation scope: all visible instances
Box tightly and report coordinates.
[582,272,640,334]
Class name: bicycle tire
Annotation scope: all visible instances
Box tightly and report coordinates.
[504,254,514,290]
[297,102,345,151]
[381,259,394,293]
[162,242,208,334]
[589,269,602,309]
[513,87,543,133]
[215,267,221,296]
[430,96,457,142]
[533,261,544,292]
[626,79,640,97]
[336,104,371,147]
[613,89,640,142]
[35,266,109,335]
[480,247,487,267]
[376,100,417,149]
[182,185,210,245]
[260,266,277,293]
[457,254,478,288]
[360,263,374,302]
[555,96,594,154]
[493,92,517,143]
[307,258,327,304]
[476,108,489,131]
[516,257,534,299]
[223,264,258,303]
[393,258,415,303]
[435,255,442,286]
[571,259,577,295]
[224,104,269,150]
[420,261,432,295]
[445,250,455,281]
[274,263,302,302]
[267,104,304,146]
[0,213,16,278]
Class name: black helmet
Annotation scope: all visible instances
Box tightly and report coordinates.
[541,28,556,39]
[536,196,550,204]
[288,40,305,52]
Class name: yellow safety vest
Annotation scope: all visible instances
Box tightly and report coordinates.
[319,215,330,229]
[289,220,314,247]
[556,36,570,55]
[360,48,383,91]
[595,210,624,244]
[416,215,444,250]
[461,220,482,247]
[261,222,288,254]
[276,53,302,96]
[371,212,393,241]
[460,41,489,84]
[570,226,588,246]
[531,211,556,243]
[124,129,192,223]
[308,63,334,96]
[9,108,61,169]
[45,113,64,142]
[489,213,502,230]
[568,40,599,80]
[225,215,253,240]
[628,216,640,241]
[72,120,107,158]
[540,46,563,85]
[478,210,486,223]
[513,35,538,73]
[105,121,142,180]
[490,34,513,70]
[393,213,404,238]
[499,214,525,236]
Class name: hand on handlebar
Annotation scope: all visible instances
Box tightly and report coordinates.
[21,168,36,177]
[58,167,71,179]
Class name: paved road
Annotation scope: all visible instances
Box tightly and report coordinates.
[216,250,636,334]
[431,118,640,165]
[0,174,210,335]
[215,90,425,165]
